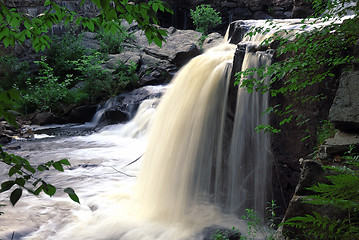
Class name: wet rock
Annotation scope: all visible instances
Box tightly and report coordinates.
[102,86,166,124]
[329,71,359,131]
[294,160,327,195]
[63,105,98,124]
[31,111,55,125]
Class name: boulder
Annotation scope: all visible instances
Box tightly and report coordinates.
[31,111,55,125]
[101,86,166,124]
[81,32,101,50]
[63,105,98,124]
[202,32,224,51]
[329,71,359,131]
[138,54,176,86]
[138,28,202,66]
[104,51,142,70]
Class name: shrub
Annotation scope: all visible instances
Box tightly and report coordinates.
[21,58,75,113]
[71,52,138,103]
[96,24,134,54]
[45,28,87,82]
[190,5,222,35]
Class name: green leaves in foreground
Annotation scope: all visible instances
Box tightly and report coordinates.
[0,0,173,51]
[0,146,79,206]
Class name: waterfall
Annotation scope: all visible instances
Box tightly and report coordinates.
[136,43,236,222]
[135,21,276,223]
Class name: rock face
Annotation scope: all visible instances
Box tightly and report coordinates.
[329,71,359,132]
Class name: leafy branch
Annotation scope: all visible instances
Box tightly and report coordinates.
[0,0,173,51]
[0,146,79,206]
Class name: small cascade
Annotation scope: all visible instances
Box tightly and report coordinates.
[88,97,118,127]
[223,45,273,218]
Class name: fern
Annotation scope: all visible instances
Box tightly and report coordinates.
[285,212,359,240]
[282,148,359,239]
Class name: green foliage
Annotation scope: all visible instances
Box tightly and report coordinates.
[211,203,278,240]
[70,52,138,103]
[45,29,87,81]
[0,146,79,206]
[0,0,172,51]
[282,147,359,239]
[21,58,75,113]
[190,5,222,35]
[317,120,338,145]
[0,55,29,91]
[96,24,134,54]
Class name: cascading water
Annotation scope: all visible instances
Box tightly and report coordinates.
[0,20,306,240]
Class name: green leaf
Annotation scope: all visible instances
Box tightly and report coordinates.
[33,185,43,195]
[59,159,71,166]
[92,0,101,8]
[52,161,64,172]
[44,0,51,7]
[37,164,49,171]
[153,36,162,47]
[10,188,22,206]
[64,187,80,204]
[87,20,95,31]
[0,181,15,193]
[23,164,36,174]
[15,178,25,187]
[9,166,20,176]
[100,0,110,13]
[42,182,56,196]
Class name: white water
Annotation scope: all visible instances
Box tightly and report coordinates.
[0,20,300,239]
